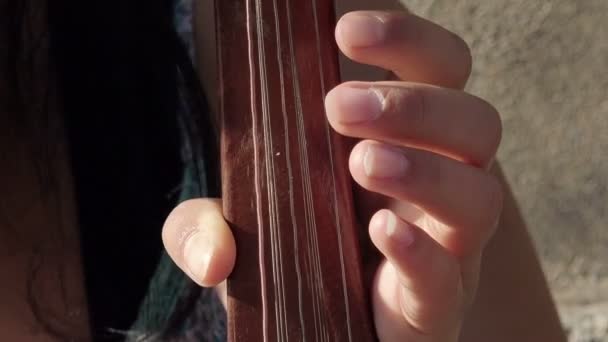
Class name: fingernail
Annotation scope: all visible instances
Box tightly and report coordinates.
[330,86,384,124]
[363,144,409,179]
[339,14,386,48]
[384,210,415,248]
[183,232,213,282]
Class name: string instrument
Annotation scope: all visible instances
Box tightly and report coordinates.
[216,0,377,340]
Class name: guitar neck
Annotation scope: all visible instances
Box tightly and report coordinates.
[216,0,375,340]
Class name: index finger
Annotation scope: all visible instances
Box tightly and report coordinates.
[336,11,472,89]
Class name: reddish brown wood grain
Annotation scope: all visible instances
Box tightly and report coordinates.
[216,0,376,341]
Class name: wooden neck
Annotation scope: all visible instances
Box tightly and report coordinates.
[216,0,376,340]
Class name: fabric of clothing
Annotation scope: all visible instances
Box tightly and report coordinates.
[127,0,227,340]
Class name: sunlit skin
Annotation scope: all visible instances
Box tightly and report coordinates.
[163,3,567,342]
[165,9,498,342]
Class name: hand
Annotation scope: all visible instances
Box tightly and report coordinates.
[162,9,503,342]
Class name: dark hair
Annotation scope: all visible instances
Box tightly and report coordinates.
[3,0,218,340]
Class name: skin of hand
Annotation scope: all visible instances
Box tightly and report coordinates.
[162,10,504,342]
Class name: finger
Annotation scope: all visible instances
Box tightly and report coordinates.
[336,11,472,89]
[162,198,236,287]
[370,210,464,341]
[325,81,501,167]
[350,141,503,256]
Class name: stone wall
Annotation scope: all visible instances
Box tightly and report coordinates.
[405,1,608,340]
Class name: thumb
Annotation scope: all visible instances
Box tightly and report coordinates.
[162,198,236,288]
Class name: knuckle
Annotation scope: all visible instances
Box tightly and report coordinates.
[415,149,441,186]
[382,85,427,138]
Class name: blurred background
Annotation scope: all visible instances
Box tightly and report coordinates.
[404,1,607,340]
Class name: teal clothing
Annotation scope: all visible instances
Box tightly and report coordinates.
[129,165,226,342]
[126,0,227,340]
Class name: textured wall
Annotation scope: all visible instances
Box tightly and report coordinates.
[404,1,608,340]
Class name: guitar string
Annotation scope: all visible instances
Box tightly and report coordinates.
[305,2,332,340]
[311,0,354,340]
[249,0,355,340]
[283,0,316,339]
[254,0,289,340]
[285,0,326,339]
[271,0,308,339]
[245,0,269,340]
[256,3,282,340]
[292,1,328,338]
